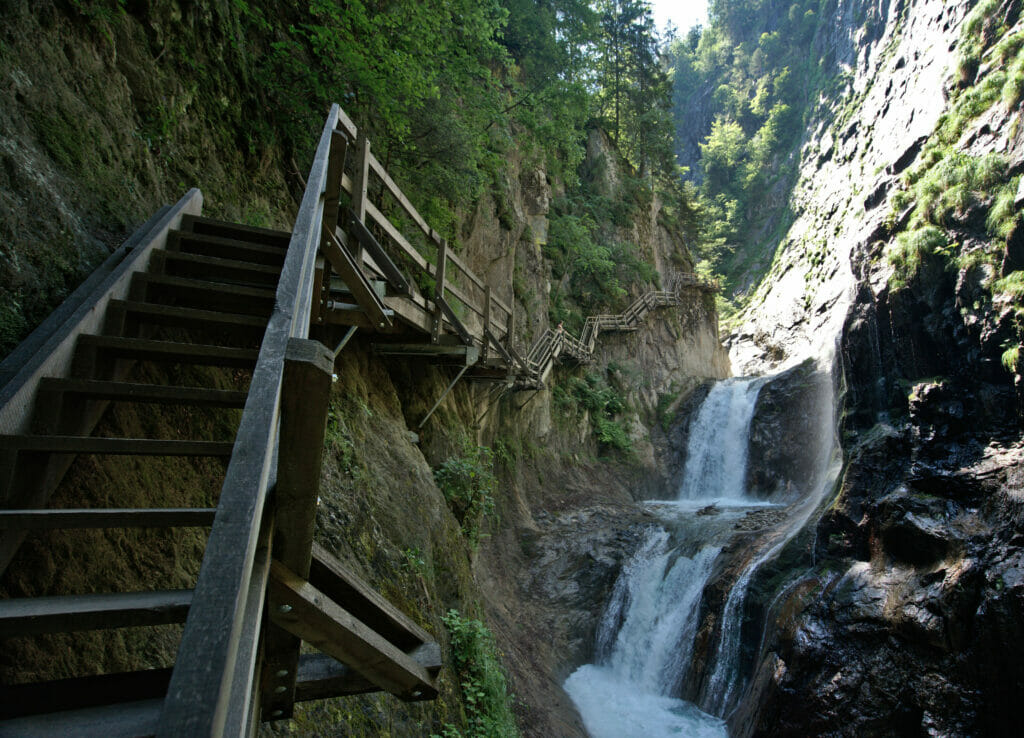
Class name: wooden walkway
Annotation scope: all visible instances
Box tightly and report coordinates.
[0,103,714,736]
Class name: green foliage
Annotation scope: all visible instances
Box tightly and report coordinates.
[1002,343,1021,373]
[993,271,1024,300]
[671,0,824,290]
[555,371,634,454]
[887,226,948,287]
[906,152,1007,228]
[434,444,497,548]
[438,610,519,738]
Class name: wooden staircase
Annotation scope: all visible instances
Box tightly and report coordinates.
[0,185,439,735]
[0,102,714,735]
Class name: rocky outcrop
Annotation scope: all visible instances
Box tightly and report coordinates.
[745,360,834,501]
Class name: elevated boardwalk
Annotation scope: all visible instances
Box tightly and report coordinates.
[0,103,714,735]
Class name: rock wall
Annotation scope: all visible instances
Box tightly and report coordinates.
[716,0,1024,734]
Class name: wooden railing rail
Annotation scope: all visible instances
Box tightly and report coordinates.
[328,119,513,349]
[158,105,345,737]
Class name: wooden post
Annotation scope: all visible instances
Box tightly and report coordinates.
[322,131,348,237]
[262,337,334,721]
[432,239,447,345]
[482,285,492,362]
[506,301,515,357]
[350,133,371,269]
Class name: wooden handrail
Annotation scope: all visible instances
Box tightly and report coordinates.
[159,105,344,736]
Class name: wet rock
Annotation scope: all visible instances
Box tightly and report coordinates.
[745,360,833,500]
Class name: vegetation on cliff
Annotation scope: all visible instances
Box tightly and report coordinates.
[668,0,828,303]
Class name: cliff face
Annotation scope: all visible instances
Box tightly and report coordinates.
[0,7,729,735]
[710,0,1024,733]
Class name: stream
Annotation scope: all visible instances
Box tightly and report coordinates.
[564,375,836,737]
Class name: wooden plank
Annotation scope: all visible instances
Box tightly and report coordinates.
[181,215,291,250]
[309,543,433,651]
[367,152,436,242]
[350,133,371,266]
[363,200,430,273]
[0,668,172,720]
[294,643,442,703]
[222,510,273,736]
[77,335,259,368]
[268,561,437,701]
[321,229,392,330]
[170,231,288,266]
[432,240,447,344]
[0,698,163,738]
[0,508,216,530]
[157,104,340,737]
[38,378,249,407]
[133,273,277,316]
[0,436,235,456]
[0,589,193,636]
[344,210,410,294]
[110,300,268,333]
[154,250,282,287]
[382,295,433,334]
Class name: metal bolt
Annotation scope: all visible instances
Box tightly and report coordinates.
[270,710,283,718]
[278,604,293,614]
[274,685,288,694]
[276,669,289,678]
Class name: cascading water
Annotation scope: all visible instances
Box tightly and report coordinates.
[564,374,836,736]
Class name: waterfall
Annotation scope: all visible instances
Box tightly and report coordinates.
[678,378,767,503]
[564,372,835,736]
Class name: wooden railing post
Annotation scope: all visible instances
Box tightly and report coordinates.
[350,132,371,268]
[261,337,334,721]
[432,239,447,344]
[482,285,492,361]
[506,301,515,356]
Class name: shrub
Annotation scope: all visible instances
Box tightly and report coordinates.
[434,444,497,548]
[438,610,519,738]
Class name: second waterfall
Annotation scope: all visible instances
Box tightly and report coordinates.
[565,373,835,736]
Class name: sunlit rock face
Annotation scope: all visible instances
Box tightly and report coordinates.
[703,0,1024,735]
[726,0,974,374]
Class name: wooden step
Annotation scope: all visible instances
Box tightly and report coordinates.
[39,378,249,407]
[0,589,193,636]
[0,508,217,530]
[77,335,259,368]
[154,249,282,288]
[0,668,172,720]
[110,300,267,335]
[0,698,163,738]
[131,273,276,316]
[0,436,235,456]
[180,214,291,249]
[168,230,288,267]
